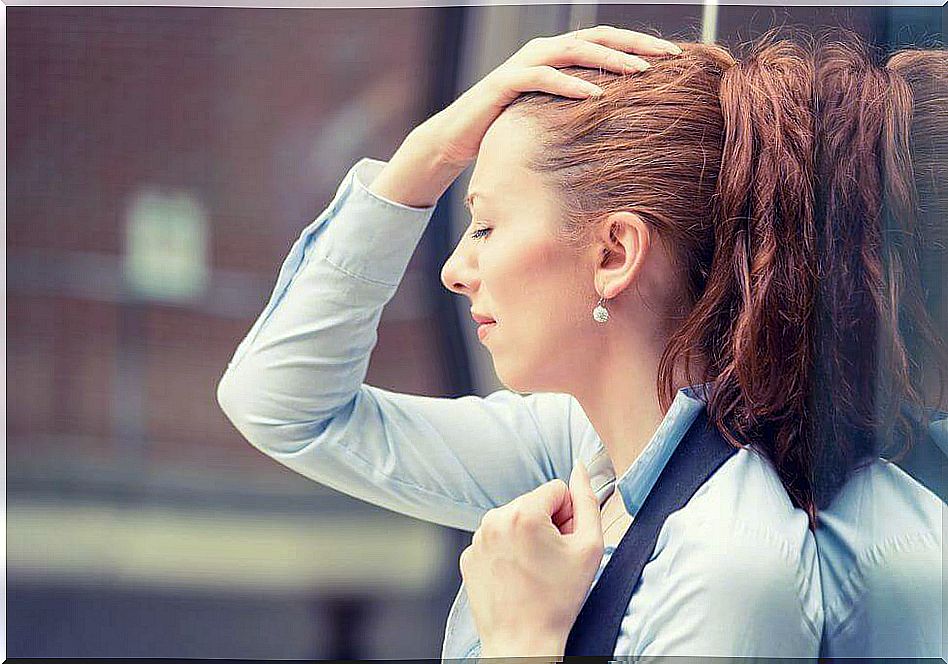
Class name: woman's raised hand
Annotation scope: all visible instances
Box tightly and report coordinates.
[369,26,681,209]
[430,25,680,168]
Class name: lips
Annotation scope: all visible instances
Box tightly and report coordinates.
[471,313,496,324]
[476,321,496,341]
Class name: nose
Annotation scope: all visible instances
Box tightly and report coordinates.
[440,241,477,296]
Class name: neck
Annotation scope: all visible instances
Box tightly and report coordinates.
[572,327,669,483]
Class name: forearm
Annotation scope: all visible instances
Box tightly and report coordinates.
[218,157,435,444]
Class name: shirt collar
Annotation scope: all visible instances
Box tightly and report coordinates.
[614,383,711,517]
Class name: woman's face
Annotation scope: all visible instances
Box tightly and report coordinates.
[440,112,599,394]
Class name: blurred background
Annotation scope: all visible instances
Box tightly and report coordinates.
[5,3,945,658]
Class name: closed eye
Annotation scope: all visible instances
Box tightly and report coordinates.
[469,226,491,240]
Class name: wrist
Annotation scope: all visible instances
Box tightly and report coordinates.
[369,128,464,209]
[478,633,567,660]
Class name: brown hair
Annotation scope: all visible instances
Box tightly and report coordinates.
[505,39,822,523]
[809,36,948,508]
[887,47,948,398]
[505,34,947,527]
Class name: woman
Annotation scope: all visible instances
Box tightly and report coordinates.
[458,36,948,659]
[217,27,823,659]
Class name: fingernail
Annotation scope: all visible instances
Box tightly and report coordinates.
[625,56,646,72]
[584,82,604,96]
[652,36,681,54]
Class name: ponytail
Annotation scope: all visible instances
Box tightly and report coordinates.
[808,37,948,510]
[659,40,820,525]
[885,48,948,410]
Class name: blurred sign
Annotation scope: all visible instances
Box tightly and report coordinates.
[8,500,449,594]
[123,188,208,303]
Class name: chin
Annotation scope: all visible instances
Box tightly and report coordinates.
[493,362,532,394]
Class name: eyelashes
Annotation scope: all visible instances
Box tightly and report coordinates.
[469,226,491,240]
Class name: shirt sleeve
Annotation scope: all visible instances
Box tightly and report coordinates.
[217,157,602,532]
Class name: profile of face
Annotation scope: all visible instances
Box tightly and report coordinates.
[440,111,618,395]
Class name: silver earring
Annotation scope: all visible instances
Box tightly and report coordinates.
[592,296,609,323]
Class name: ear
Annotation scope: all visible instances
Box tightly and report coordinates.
[593,211,652,299]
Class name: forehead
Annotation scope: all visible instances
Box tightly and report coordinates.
[465,113,539,210]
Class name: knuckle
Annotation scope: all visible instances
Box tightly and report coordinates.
[550,478,569,492]
[479,508,505,539]
[537,477,568,502]
[534,65,558,84]
[507,507,524,529]
[501,67,525,89]
[520,504,550,530]
[523,509,547,530]
[585,535,603,552]
[559,36,580,53]
[525,36,548,50]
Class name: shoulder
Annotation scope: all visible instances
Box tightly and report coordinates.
[656,446,821,622]
[480,389,576,428]
[668,445,813,551]
[632,446,823,655]
[820,457,943,545]
[818,457,944,641]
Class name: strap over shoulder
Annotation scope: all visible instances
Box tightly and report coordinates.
[565,408,738,656]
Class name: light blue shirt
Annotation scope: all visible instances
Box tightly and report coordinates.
[444,385,823,661]
[814,425,946,660]
[216,156,937,661]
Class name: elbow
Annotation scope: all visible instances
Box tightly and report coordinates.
[217,367,248,436]
[216,365,337,456]
[216,369,235,424]
[216,366,267,448]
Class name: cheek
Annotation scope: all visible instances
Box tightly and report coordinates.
[531,236,567,275]
[492,245,557,299]
[499,245,582,318]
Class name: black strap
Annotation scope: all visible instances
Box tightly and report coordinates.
[565,408,738,656]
